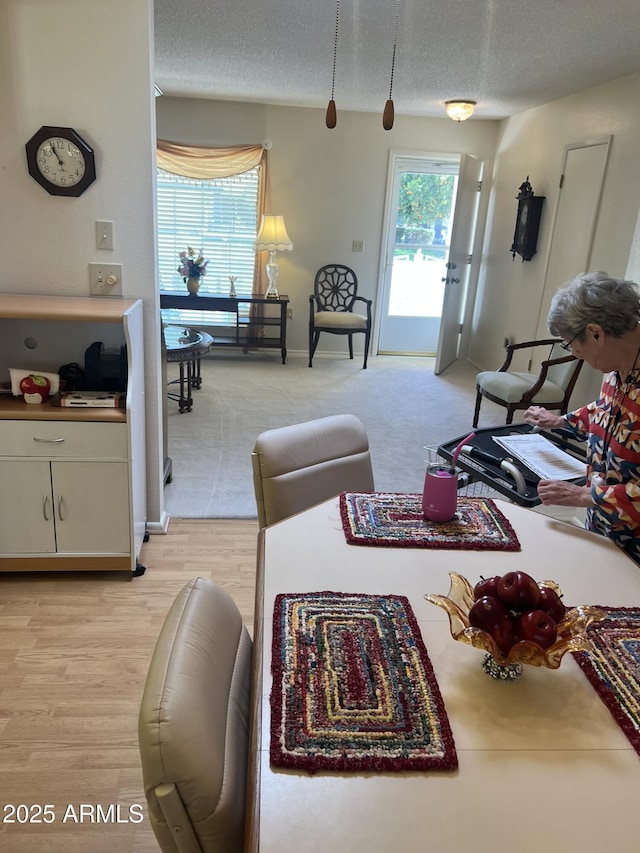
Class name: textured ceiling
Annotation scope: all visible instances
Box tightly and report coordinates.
[154,0,640,120]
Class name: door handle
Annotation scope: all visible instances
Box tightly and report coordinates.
[33,437,65,443]
[57,495,66,522]
[43,494,51,521]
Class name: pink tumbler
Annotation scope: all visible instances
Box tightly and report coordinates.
[422,463,458,522]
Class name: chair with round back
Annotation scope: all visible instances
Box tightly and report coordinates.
[309,264,372,368]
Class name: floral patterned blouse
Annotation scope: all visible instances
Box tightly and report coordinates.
[562,368,640,564]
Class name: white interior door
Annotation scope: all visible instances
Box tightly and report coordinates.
[434,154,482,374]
[377,155,460,355]
[534,138,611,341]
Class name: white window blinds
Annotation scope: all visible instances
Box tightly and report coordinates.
[157,166,260,325]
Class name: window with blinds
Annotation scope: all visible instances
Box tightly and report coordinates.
[157,166,259,327]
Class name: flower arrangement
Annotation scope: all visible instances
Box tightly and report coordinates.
[177,247,208,282]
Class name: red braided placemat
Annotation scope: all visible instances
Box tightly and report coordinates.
[573,606,640,755]
[270,591,458,773]
[340,492,521,550]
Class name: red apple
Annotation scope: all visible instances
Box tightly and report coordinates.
[515,609,558,649]
[468,595,515,655]
[473,575,501,600]
[497,571,540,612]
[19,374,51,404]
[538,586,567,624]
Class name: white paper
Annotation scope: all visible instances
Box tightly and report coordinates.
[492,433,586,481]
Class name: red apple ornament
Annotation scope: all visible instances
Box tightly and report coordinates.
[538,586,567,624]
[497,571,541,612]
[515,609,558,649]
[473,575,501,600]
[468,596,516,655]
[20,374,51,404]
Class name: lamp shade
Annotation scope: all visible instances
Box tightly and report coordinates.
[254,214,293,252]
[444,100,476,122]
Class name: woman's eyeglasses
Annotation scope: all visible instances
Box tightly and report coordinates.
[559,330,584,351]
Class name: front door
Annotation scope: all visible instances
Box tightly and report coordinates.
[434,153,483,374]
[377,156,460,355]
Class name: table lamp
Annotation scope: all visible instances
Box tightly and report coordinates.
[254,214,293,299]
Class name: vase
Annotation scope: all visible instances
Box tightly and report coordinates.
[186,276,200,295]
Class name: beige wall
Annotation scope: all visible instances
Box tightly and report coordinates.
[0,0,166,528]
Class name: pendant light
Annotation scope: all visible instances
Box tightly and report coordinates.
[326,0,340,128]
[383,0,401,130]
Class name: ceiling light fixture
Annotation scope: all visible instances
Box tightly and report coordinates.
[325,0,340,128]
[383,0,401,130]
[445,100,476,122]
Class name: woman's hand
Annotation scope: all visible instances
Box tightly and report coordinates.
[523,406,565,430]
[537,479,593,507]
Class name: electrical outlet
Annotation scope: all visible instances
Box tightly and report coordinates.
[89,263,123,296]
[287,307,293,319]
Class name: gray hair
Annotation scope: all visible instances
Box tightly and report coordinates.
[547,271,640,340]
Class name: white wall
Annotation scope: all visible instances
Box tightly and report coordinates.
[0,0,165,528]
[156,98,500,354]
[470,70,640,406]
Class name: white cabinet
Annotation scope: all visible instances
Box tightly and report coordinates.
[0,458,130,555]
[0,294,147,574]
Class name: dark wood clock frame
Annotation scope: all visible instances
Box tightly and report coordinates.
[510,179,545,262]
[25,125,96,197]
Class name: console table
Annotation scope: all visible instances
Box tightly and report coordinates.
[159,292,289,364]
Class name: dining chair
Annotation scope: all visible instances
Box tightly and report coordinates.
[309,264,373,368]
[473,338,583,427]
[251,413,375,528]
[138,577,252,853]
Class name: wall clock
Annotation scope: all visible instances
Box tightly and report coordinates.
[510,176,545,262]
[25,126,96,197]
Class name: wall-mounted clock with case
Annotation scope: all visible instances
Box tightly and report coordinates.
[25,126,96,197]
[510,176,544,262]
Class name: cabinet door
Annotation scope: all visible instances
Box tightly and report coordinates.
[52,461,131,555]
[0,460,56,553]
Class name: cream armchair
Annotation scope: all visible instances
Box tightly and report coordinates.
[473,338,583,427]
[251,413,375,528]
[138,577,252,853]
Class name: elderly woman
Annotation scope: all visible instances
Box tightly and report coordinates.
[524,270,640,564]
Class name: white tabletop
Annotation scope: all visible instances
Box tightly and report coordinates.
[248,498,640,853]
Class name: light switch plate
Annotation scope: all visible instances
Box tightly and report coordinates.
[95,220,114,250]
[352,240,364,252]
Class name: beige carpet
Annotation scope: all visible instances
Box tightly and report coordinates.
[163,350,586,525]
[163,351,508,518]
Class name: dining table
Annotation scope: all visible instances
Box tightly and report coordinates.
[245,494,640,853]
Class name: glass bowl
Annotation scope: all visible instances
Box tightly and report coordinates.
[424,571,606,674]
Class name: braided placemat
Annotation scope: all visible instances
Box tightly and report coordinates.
[340,492,521,550]
[573,606,640,754]
[270,591,458,773]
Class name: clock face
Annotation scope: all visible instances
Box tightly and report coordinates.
[36,135,87,188]
[25,126,96,197]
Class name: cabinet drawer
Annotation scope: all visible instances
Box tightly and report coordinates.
[0,420,127,458]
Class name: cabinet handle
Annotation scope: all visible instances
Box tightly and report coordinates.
[43,494,51,521]
[57,496,66,522]
[33,437,65,443]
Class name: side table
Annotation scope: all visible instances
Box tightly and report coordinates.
[164,325,213,413]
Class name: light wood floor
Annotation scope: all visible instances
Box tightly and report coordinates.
[0,518,258,853]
